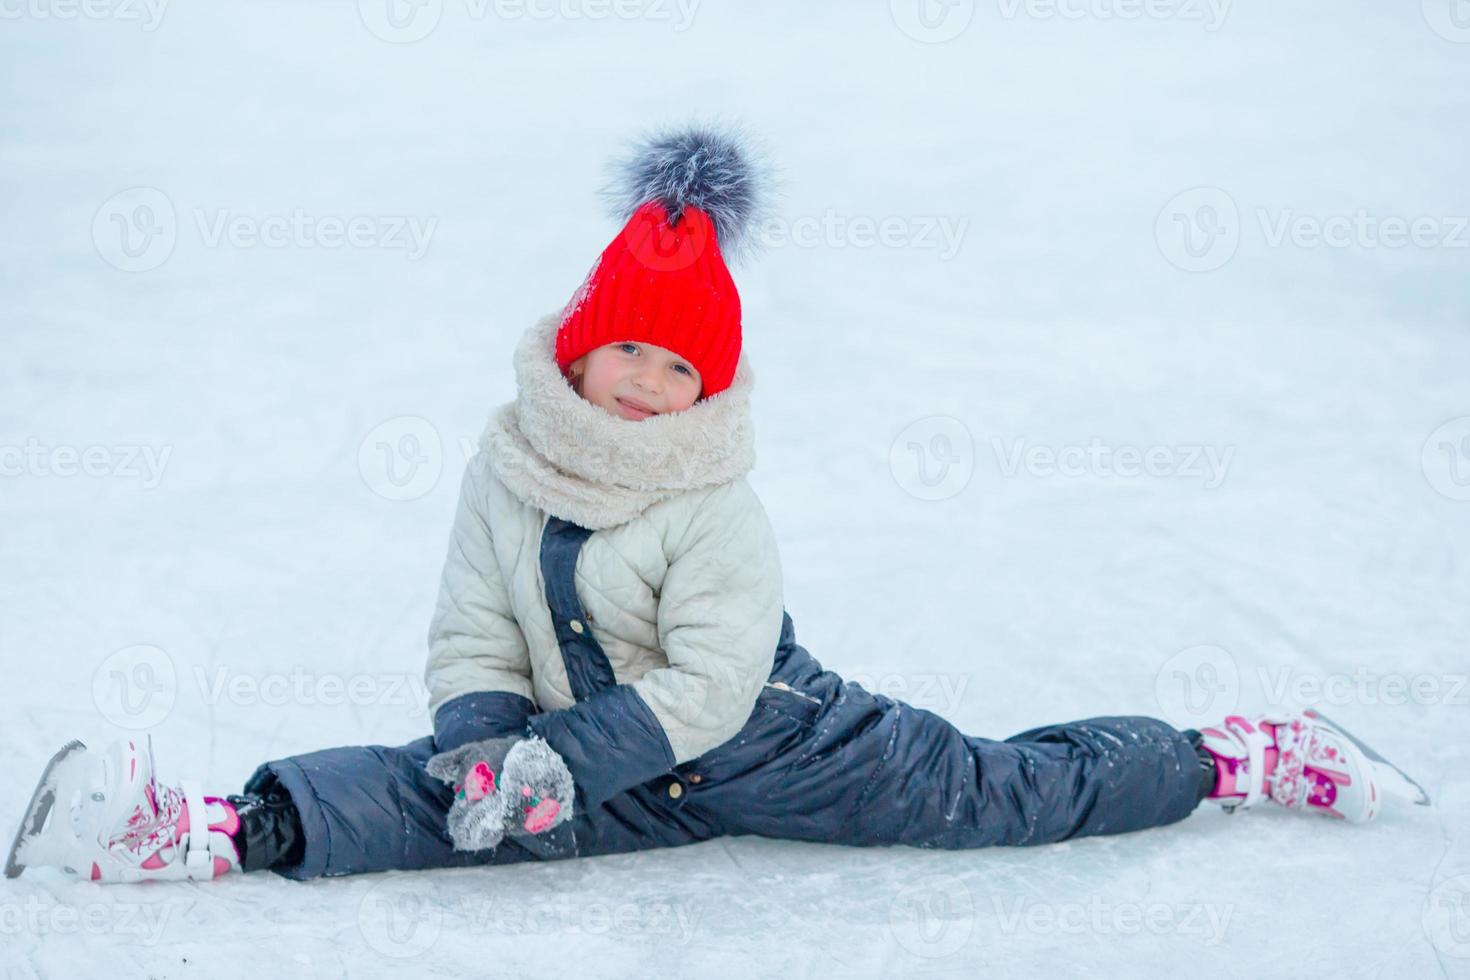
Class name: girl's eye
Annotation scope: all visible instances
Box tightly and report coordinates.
[618,343,638,354]
[674,364,692,377]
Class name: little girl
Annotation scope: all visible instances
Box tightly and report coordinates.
[8,124,1423,885]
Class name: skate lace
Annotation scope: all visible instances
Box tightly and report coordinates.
[1268,717,1319,810]
[109,781,187,857]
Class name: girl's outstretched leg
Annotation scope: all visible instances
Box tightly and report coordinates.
[835,708,1211,848]
[686,674,1214,849]
[9,732,719,883]
[243,734,719,880]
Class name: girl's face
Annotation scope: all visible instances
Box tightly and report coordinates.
[565,340,704,420]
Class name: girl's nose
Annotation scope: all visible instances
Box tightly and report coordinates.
[633,368,661,394]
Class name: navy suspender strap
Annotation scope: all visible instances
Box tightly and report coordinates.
[538,516,618,700]
[526,516,678,810]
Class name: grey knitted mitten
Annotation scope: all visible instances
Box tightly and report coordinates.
[426,735,574,851]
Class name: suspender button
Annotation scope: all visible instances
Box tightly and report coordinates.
[569,619,584,634]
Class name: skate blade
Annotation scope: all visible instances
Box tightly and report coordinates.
[5,741,88,879]
[1303,707,1432,807]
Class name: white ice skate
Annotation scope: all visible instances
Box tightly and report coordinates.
[5,736,242,882]
[1198,707,1431,823]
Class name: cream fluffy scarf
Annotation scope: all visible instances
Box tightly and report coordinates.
[477,310,758,530]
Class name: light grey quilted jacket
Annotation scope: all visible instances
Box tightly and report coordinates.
[424,310,786,776]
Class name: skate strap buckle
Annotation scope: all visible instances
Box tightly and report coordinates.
[1224,716,1271,810]
[179,779,215,879]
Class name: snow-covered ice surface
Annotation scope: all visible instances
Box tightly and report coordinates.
[2,1,1468,976]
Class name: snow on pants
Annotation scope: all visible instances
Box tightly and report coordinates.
[243,612,1209,880]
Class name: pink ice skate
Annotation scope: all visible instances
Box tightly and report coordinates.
[6,736,242,882]
[1197,708,1430,823]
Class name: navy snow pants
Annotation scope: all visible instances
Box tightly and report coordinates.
[242,611,1210,880]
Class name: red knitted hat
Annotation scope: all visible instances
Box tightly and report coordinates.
[556,123,771,400]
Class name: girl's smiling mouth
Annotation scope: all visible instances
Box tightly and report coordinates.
[616,397,656,419]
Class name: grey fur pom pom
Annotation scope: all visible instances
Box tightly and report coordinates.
[600,119,777,266]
